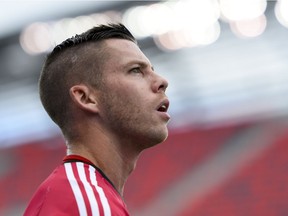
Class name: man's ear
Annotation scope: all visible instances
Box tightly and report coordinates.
[69,85,99,113]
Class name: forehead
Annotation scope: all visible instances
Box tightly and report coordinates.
[101,39,151,69]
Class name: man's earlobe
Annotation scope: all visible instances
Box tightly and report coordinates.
[69,85,99,113]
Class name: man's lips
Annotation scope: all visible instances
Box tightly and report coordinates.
[157,98,170,113]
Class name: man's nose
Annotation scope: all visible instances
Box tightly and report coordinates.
[152,73,168,93]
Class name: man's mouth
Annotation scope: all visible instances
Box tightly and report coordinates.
[157,99,169,112]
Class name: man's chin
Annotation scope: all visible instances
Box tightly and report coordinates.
[144,129,169,149]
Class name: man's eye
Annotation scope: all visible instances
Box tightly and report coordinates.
[131,68,142,74]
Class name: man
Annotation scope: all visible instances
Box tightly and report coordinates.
[24,23,170,216]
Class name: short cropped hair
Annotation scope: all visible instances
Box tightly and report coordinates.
[39,23,136,135]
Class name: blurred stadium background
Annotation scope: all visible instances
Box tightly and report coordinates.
[1,0,288,215]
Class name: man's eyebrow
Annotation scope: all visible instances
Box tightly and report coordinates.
[134,61,155,71]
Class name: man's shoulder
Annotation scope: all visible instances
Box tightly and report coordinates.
[24,161,130,216]
[23,164,78,215]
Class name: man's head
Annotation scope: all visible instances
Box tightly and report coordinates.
[40,23,170,148]
[39,23,136,136]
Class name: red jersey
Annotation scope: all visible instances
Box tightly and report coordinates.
[24,155,130,216]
